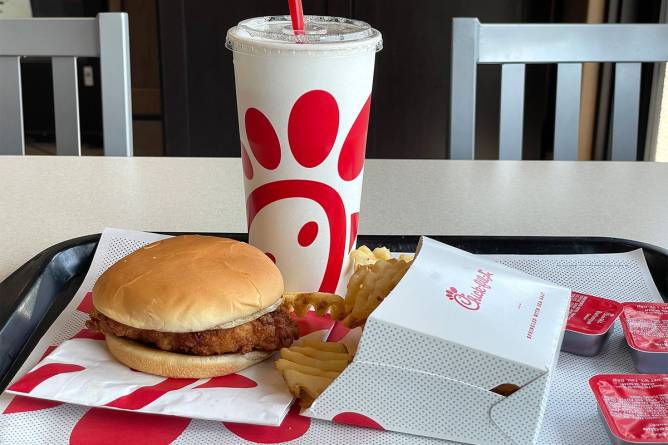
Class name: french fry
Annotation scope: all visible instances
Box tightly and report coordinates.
[283,369,334,401]
[349,245,410,269]
[282,292,345,320]
[279,348,349,372]
[372,247,392,261]
[279,247,414,408]
[288,346,349,362]
[349,245,375,268]
[282,369,335,408]
[344,266,366,313]
[341,258,411,328]
[275,359,341,379]
[302,338,347,353]
[275,340,352,408]
[398,253,414,262]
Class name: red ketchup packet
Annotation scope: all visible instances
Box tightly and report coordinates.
[620,302,668,353]
[567,292,622,335]
[589,374,668,444]
[561,292,622,357]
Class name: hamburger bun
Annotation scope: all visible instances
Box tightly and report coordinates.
[92,235,284,333]
[105,333,272,379]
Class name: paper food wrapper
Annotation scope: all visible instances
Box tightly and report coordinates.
[305,236,572,445]
[4,229,296,425]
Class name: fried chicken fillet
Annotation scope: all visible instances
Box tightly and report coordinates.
[86,305,298,356]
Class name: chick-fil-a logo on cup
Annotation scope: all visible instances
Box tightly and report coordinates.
[446,269,494,311]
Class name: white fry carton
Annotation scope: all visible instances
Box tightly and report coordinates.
[305,236,570,445]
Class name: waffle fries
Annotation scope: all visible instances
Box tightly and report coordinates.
[282,246,413,329]
[282,292,346,320]
[278,246,413,407]
[275,339,352,408]
[342,257,412,328]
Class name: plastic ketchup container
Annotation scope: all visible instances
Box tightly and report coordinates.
[589,374,668,445]
[620,302,668,373]
[561,292,622,356]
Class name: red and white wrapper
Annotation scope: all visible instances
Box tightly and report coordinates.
[589,374,668,444]
[4,334,293,424]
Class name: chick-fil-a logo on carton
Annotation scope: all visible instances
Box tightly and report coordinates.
[446,269,494,311]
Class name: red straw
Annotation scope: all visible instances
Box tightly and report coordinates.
[288,0,305,35]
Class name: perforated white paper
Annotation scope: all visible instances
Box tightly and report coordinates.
[0,229,664,445]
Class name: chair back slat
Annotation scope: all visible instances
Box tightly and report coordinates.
[499,63,525,160]
[99,13,133,156]
[479,24,668,63]
[449,18,479,160]
[52,56,81,156]
[0,19,98,56]
[553,63,582,160]
[0,13,131,156]
[611,63,642,161]
[0,56,24,155]
[451,18,668,161]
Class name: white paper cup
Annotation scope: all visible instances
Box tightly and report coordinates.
[227,16,382,294]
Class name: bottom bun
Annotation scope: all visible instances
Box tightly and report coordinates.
[105,334,273,378]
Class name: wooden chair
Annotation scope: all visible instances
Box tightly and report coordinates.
[450,18,668,160]
[0,13,132,156]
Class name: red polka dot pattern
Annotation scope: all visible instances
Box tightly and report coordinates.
[241,142,254,179]
[288,90,339,168]
[245,108,281,170]
[223,403,310,443]
[70,408,191,445]
[348,212,359,252]
[332,412,384,430]
[298,221,318,247]
[338,96,371,181]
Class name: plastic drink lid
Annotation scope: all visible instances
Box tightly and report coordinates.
[589,374,668,443]
[226,15,382,55]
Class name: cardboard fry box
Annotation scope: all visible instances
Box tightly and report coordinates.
[305,236,571,445]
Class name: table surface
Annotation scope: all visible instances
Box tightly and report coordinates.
[1,156,667,282]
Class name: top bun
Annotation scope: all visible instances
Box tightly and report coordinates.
[92,235,284,333]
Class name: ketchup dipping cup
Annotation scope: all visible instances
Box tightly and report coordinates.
[589,374,668,445]
[620,302,668,373]
[561,291,623,356]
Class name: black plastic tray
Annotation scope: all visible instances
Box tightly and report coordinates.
[1,233,667,392]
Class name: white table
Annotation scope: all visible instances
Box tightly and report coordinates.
[1,156,667,282]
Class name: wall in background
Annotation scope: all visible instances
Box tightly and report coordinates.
[158,0,555,159]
